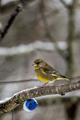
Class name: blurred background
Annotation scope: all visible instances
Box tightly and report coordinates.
[0,0,80,120]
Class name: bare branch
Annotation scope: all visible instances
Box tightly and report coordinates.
[0,4,22,41]
[11,96,80,112]
[0,79,38,84]
[0,81,80,114]
[0,0,36,41]
[0,41,67,57]
[0,76,80,84]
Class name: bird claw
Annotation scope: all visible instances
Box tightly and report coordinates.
[42,82,48,87]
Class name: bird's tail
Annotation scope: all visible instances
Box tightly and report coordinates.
[57,77,70,81]
[64,78,70,81]
[60,75,70,81]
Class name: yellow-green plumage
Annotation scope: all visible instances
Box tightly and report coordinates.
[33,59,69,85]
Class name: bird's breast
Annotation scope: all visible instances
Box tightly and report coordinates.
[35,68,55,82]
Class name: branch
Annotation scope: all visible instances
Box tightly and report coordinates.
[0,76,80,84]
[0,3,22,41]
[0,81,80,114]
[0,41,67,57]
[0,0,36,41]
[38,96,80,106]
[10,96,80,112]
[0,79,38,84]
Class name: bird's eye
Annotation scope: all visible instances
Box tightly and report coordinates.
[37,62,40,64]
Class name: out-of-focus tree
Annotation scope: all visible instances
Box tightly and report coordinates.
[0,0,80,120]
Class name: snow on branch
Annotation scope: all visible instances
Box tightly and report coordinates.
[0,41,67,56]
[0,81,80,114]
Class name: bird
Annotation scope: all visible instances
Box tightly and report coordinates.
[32,59,69,87]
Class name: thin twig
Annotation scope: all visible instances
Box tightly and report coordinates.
[0,79,38,84]
[0,0,34,41]
[0,3,23,41]
[0,76,80,84]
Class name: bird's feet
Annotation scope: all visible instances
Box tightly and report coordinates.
[42,82,48,87]
[37,82,48,88]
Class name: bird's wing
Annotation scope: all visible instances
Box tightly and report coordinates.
[42,67,68,79]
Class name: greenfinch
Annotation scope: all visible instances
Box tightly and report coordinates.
[33,59,69,86]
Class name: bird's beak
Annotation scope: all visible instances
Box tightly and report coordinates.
[32,63,37,66]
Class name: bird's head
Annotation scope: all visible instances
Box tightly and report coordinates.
[32,59,45,69]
